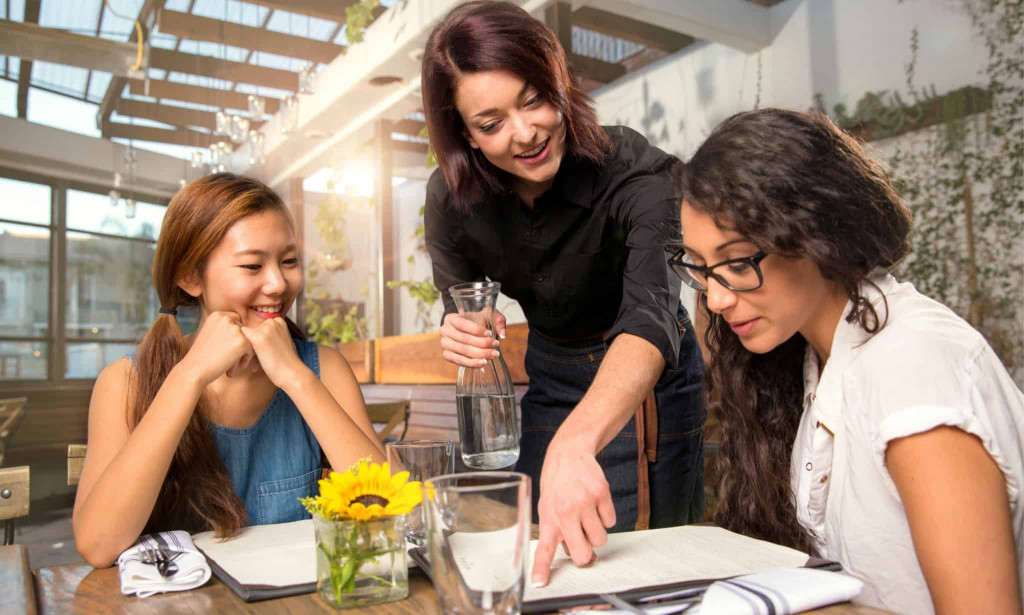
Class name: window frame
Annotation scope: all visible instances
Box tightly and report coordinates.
[0,165,171,387]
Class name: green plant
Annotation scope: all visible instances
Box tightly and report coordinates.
[342,0,381,47]
[869,0,1023,384]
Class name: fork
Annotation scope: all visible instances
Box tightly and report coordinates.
[139,546,183,578]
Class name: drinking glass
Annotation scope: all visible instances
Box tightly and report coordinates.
[424,472,531,614]
[385,439,454,545]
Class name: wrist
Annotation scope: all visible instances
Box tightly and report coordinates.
[167,361,208,397]
[277,365,317,396]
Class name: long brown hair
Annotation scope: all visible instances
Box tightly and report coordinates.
[422,0,611,211]
[133,173,305,536]
[678,109,911,553]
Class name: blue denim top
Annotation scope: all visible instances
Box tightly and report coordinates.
[209,339,322,526]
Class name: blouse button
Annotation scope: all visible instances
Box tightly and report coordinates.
[805,462,813,471]
[534,273,545,283]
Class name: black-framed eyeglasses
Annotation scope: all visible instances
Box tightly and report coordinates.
[667,248,768,292]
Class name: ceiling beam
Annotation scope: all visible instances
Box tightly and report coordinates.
[156,9,345,65]
[15,1,41,119]
[105,122,216,148]
[245,0,361,23]
[392,118,425,137]
[583,0,771,54]
[113,98,266,132]
[98,0,165,130]
[572,6,695,53]
[0,18,144,76]
[149,48,298,92]
[570,53,626,84]
[129,79,282,114]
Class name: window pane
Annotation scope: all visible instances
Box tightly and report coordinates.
[67,189,166,240]
[65,342,135,379]
[0,221,50,338]
[0,177,51,225]
[66,231,157,340]
[0,341,47,380]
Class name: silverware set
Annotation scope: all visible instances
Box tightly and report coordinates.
[138,546,185,578]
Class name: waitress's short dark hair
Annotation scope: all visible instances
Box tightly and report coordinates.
[422,0,611,211]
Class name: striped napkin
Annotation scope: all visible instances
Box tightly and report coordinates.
[700,567,863,615]
[117,531,212,598]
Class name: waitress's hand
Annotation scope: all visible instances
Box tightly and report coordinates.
[240,317,309,390]
[439,310,506,367]
[530,432,615,587]
[179,311,255,386]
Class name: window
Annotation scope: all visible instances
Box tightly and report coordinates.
[0,171,169,382]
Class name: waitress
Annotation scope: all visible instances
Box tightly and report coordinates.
[421,0,705,586]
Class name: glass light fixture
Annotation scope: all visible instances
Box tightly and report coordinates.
[178,178,187,189]
[215,110,230,136]
[248,130,265,166]
[125,198,136,219]
[190,150,204,169]
[299,64,316,94]
[109,189,120,207]
[281,95,299,134]
[230,116,250,144]
[112,171,122,188]
[248,95,266,121]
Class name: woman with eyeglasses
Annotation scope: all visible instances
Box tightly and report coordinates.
[421,1,706,586]
[675,108,1023,614]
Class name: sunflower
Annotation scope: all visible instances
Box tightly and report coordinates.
[316,460,423,522]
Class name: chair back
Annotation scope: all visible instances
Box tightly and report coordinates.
[67,444,87,487]
[0,397,27,467]
[364,400,411,442]
[0,465,29,545]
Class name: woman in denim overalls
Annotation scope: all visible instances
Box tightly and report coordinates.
[421,2,706,587]
[72,174,384,568]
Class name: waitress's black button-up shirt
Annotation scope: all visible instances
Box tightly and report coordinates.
[424,126,684,368]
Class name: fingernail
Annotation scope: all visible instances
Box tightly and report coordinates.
[492,350,500,358]
[532,578,547,588]
[499,332,506,339]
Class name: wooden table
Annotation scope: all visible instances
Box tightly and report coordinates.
[29,562,895,614]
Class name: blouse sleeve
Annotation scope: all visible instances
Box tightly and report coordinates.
[424,170,484,325]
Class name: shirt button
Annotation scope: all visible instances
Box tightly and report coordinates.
[547,309,556,317]
[805,462,813,471]
[524,231,533,238]
[534,273,545,283]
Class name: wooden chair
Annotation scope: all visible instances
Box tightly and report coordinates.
[0,465,29,546]
[0,397,28,468]
[67,444,86,488]
[365,400,411,443]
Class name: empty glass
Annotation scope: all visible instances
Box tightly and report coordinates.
[385,439,454,545]
[424,472,531,614]
[449,282,520,470]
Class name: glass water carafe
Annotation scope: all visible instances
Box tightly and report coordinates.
[449,282,520,469]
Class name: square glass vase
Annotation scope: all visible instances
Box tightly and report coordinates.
[313,514,409,608]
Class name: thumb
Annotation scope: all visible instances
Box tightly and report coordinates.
[530,520,560,588]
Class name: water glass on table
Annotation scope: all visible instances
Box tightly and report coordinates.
[424,471,531,614]
[385,439,454,545]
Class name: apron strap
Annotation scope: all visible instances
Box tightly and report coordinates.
[634,389,658,530]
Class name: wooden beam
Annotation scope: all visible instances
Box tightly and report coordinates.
[113,98,266,132]
[149,48,297,92]
[545,2,572,56]
[390,139,429,155]
[156,9,344,65]
[15,1,41,120]
[570,53,626,84]
[104,122,217,148]
[98,0,165,128]
[245,0,359,23]
[392,118,425,137]
[572,6,695,53]
[130,79,281,114]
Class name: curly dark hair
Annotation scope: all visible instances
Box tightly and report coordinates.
[678,109,912,553]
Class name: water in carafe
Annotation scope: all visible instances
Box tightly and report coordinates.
[449,281,520,469]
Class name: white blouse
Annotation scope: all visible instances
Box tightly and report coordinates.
[790,272,1024,614]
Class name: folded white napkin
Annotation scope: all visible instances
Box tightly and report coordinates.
[117,531,212,598]
[700,567,863,615]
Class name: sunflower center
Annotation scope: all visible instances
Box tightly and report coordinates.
[352,494,390,508]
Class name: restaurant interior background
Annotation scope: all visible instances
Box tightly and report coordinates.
[0,0,1020,568]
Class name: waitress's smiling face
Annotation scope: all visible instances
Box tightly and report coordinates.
[454,70,567,198]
